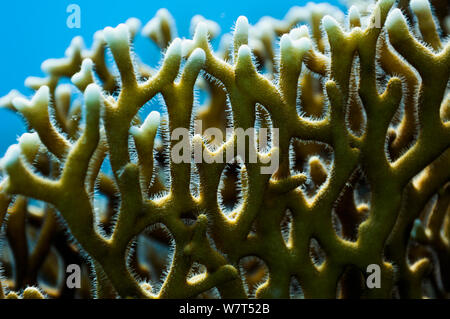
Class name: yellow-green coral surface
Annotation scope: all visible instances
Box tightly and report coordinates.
[0,0,449,299]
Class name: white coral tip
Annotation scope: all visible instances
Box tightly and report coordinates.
[129,126,140,137]
[71,36,84,50]
[166,38,182,58]
[126,17,141,36]
[410,0,431,13]
[65,36,84,56]
[94,30,105,42]
[190,48,206,65]
[142,18,158,37]
[55,84,72,97]
[18,132,40,150]
[81,58,93,70]
[219,34,232,50]
[142,111,161,132]
[41,58,63,74]
[386,9,407,30]
[55,84,72,103]
[349,5,360,21]
[84,83,102,109]
[33,86,50,104]
[294,37,312,53]
[14,86,50,111]
[104,23,130,49]
[12,97,30,111]
[156,8,172,22]
[181,39,195,57]
[258,20,273,38]
[71,58,93,85]
[191,15,220,38]
[322,15,339,31]
[0,90,21,107]
[207,21,220,37]
[194,22,208,43]
[238,45,251,60]
[289,26,309,40]
[280,34,293,52]
[0,144,21,170]
[24,77,46,89]
[235,16,249,38]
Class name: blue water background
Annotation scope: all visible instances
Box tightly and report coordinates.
[0,0,345,155]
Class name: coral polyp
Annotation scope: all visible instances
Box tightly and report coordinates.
[0,0,449,299]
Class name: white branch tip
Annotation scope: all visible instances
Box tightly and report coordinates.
[386,8,407,30]
[0,144,21,170]
[235,16,249,38]
[322,15,340,32]
[410,0,431,13]
[104,23,130,49]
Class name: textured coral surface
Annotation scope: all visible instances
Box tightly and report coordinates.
[0,0,449,299]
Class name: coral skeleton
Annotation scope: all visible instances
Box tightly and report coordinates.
[0,0,449,299]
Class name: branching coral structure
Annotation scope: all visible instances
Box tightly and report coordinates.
[0,0,449,299]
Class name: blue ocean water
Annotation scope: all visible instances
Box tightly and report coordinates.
[0,0,345,155]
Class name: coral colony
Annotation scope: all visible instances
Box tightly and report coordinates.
[0,0,449,299]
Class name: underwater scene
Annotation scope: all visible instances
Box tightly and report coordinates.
[0,0,449,302]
